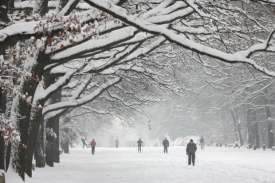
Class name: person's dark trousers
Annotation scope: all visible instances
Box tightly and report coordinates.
[138,145,141,153]
[188,153,195,165]
[92,147,95,155]
[164,146,168,153]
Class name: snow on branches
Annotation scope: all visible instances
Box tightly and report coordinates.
[0,114,20,148]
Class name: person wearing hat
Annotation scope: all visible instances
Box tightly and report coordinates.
[186,139,197,166]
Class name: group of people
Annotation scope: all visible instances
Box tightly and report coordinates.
[80,137,120,155]
[136,137,169,153]
[81,136,202,166]
[81,137,96,155]
[137,137,199,166]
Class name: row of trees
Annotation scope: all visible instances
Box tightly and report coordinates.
[1,0,275,181]
[146,47,275,148]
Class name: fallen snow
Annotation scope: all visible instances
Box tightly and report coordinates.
[6,147,275,183]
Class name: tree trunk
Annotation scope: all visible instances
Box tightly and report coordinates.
[33,0,49,16]
[12,79,37,180]
[40,0,49,16]
[0,89,6,114]
[45,75,61,166]
[247,108,260,149]
[0,89,6,171]
[4,94,13,176]
[8,0,14,8]
[45,118,54,167]
[35,117,45,167]
[265,105,275,148]
[0,132,4,171]
[0,0,9,24]
[58,0,69,12]
[12,100,31,180]
[253,122,260,148]
[268,122,274,148]
[58,0,82,15]
[53,90,61,163]
[237,122,243,146]
[247,109,256,148]
[53,116,60,163]
[25,108,43,177]
[62,141,69,154]
[5,142,11,172]
[230,109,243,146]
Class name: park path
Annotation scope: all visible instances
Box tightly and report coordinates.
[6,146,275,183]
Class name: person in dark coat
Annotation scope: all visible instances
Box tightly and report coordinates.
[90,139,96,155]
[137,138,143,153]
[199,136,204,150]
[163,138,169,153]
[186,139,197,166]
[81,137,88,149]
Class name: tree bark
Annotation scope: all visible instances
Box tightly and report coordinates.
[0,89,6,114]
[62,141,69,154]
[45,76,61,166]
[5,142,11,172]
[0,89,6,171]
[59,0,80,15]
[35,117,45,167]
[13,100,31,180]
[45,118,54,167]
[0,0,9,24]
[8,0,14,8]
[0,132,5,171]
[53,116,60,163]
[53,90,61,163]
[253,122,260,148]
[265,104,275,148]
[268,122,275,148]
[230,109,243,146]
[25,108,43,177]
[12,79,37,180]
[58,0,69,12]
[247,108,260,149]
[247,109,256,148]
[40,0,49,16]
[33,0,49,16]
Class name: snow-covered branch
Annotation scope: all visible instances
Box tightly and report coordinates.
[42,76,121,115]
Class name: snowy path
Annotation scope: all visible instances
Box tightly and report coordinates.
[7,147,275,183]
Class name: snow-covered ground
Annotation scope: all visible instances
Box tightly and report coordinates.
[6,147,275,183]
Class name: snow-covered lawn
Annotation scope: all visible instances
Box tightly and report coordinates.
[6,147,275,183]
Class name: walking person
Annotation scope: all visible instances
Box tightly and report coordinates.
[186,139,197,166]
[137,138,143,153]
[81,137,88,149]
[90,139,96,155]
[163,138,169,153]
[199,136,204,150]
[115,138,119,148]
